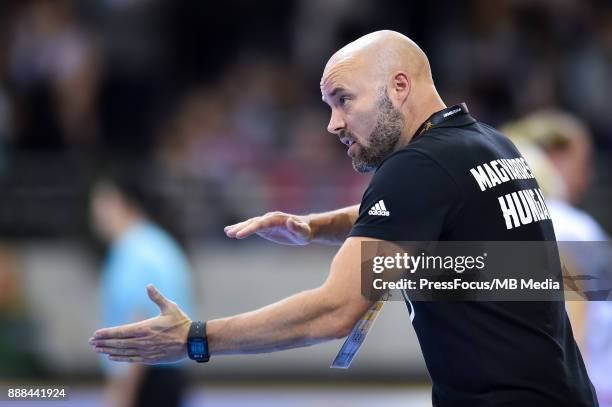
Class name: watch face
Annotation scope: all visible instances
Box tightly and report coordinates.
[190,339,205,356]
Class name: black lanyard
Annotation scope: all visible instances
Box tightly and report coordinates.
[413,103,469,137]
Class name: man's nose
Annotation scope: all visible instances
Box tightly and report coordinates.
[327,111,346,134]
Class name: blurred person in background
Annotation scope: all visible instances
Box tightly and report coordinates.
[504,110,612,407]
[90,166,194,407]
[263,108,368,213]
[8,0,100,151]
[0,244,42,378]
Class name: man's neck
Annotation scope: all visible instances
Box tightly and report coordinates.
[398,87,446,148]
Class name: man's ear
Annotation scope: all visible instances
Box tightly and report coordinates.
[389,72,411,105]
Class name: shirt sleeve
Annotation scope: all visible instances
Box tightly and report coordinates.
[349,149,460,241]
[100,251,158,377]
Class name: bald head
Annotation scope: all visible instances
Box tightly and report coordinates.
[320,30,444,173]
[322,30,433,89]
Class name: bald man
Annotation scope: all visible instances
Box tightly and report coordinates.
[91,31,598,406]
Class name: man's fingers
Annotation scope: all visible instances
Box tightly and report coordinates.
[226,212,304,240]
[224,222,245,237]
[90,338,146,349]
[93,321,148,339]
[224,218,256,237]
[224,218,250,232]
[96,347,142,357]
[235,219,269,239]
[147,284,170,313]
[109,352,168,363]
[228,218,261,238]
[237,214,293,239]
[108,355,145,363]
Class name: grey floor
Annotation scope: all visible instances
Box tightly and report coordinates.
[0,385,432,407]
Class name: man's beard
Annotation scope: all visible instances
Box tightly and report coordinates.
[349,90,405,173]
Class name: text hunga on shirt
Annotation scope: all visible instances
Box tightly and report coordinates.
[470,158,551,230]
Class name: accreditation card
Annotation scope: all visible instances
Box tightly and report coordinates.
[330,294,388,369]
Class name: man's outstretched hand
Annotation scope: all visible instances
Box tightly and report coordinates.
[224,211,312,245]
[89,284,192,364]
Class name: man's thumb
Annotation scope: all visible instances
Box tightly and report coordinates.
[147,284,169,313]
[287,218,307,234]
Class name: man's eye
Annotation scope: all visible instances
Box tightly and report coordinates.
[339,96,349,105]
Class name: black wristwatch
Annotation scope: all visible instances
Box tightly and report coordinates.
[187,321,210,363]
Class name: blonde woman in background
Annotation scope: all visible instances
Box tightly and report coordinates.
[503,110,611,407]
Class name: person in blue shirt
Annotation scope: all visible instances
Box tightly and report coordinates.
[90,169,194,407]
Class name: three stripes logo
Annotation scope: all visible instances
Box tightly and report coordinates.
[368,200,390,217]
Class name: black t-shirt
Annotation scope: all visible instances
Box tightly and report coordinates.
[349,104,598,407]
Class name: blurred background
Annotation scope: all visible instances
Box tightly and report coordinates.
[0,0,611,406]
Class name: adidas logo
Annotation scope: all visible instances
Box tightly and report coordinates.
[368,200,390,216]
